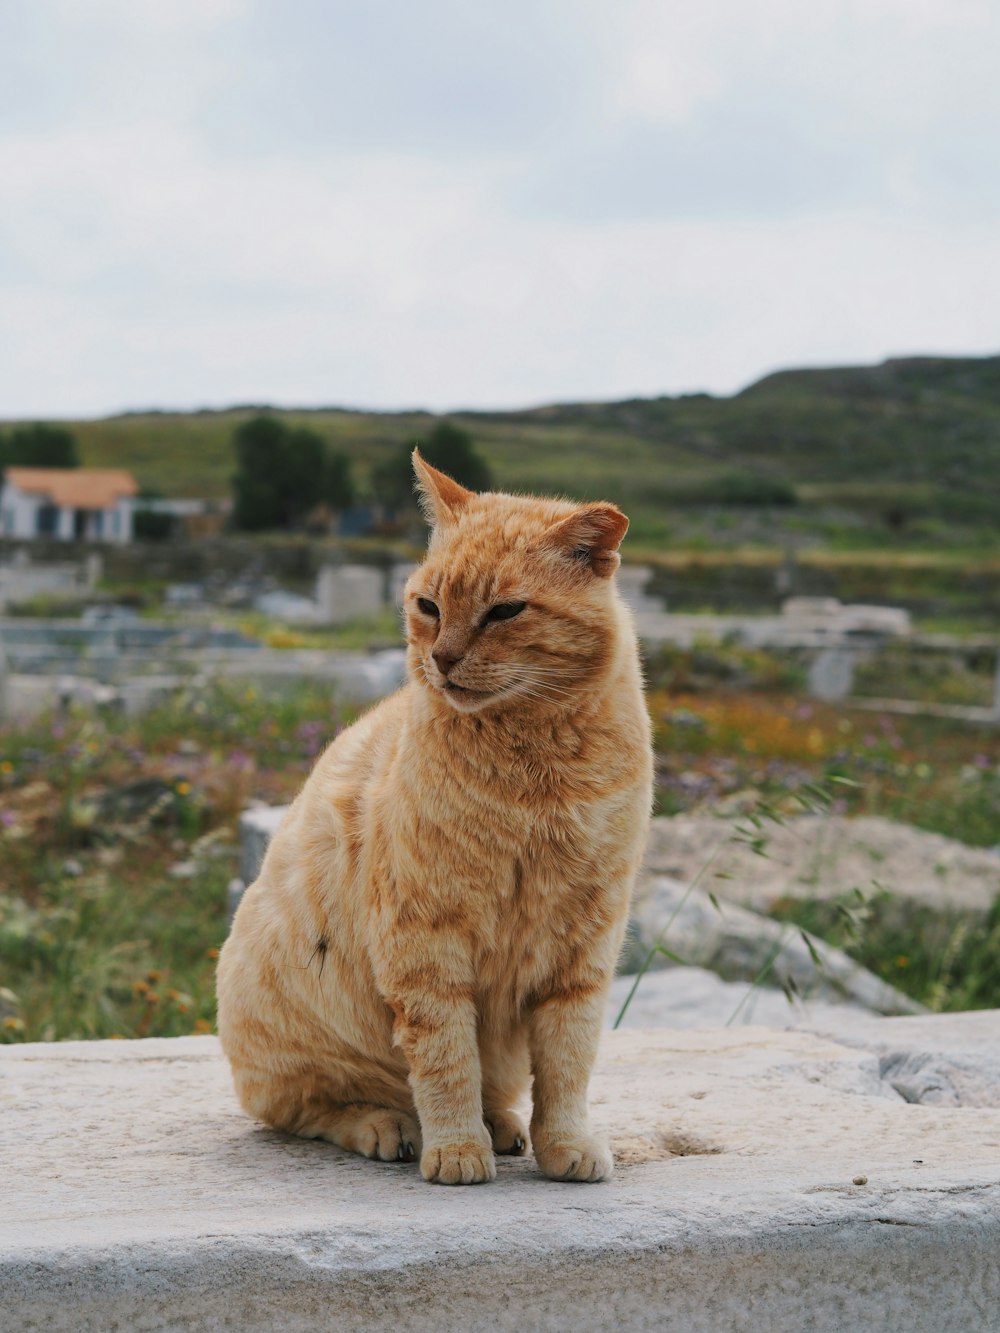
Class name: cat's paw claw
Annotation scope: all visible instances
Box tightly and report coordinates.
[535,1134,614,1183]
[485,1110,529,1155]
[421,1139,497,1185]
[353,1111,422,1163]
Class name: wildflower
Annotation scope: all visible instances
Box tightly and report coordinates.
[133,980,150,996]
[1,811,16,828]
[0,761,12,775]
[206,947,221,959]
[147,969,163,983]
[914,763,931,779]
[193,1018,213,1035]
[175,781,191,797]
[896,955,910,968]
[3,1017,24,1032]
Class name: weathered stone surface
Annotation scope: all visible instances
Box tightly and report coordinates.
[626,874,924,1015]
[642,814,1000,917]
[805,1010,1000,1108]
[3,1023,1000,1332]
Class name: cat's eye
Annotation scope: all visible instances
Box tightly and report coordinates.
[416,597,439,618]
[483,601,527,624]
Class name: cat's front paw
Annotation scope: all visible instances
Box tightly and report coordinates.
[534,1133,613,1183]
[421,1136,497,1185]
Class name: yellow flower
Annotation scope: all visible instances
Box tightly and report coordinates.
[193,1018,213,1035]
[0,761,12,775]
[175,781,191,797]
[896,955,910,968]
[206,947,220,959]
[3,1016,24,1031]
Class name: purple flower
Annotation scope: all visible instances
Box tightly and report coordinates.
[1,810,15,827]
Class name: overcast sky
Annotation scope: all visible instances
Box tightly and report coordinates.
[1,0,998,418]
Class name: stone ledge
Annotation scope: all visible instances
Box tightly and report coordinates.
[2,1019,1000,1332]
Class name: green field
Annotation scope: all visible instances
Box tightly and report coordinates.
[36,352,1000,552]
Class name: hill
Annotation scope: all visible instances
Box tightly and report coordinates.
[14,352,1000,548]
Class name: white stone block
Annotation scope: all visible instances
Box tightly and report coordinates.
[316,564,385,624]
[3,1022,999,1331]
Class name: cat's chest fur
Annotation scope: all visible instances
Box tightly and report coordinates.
[369,696,650,1010]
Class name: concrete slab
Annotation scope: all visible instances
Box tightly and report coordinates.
[3,1021,999,1332]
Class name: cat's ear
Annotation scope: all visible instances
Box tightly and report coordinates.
[545,504,629,578]
[412,448,475,527]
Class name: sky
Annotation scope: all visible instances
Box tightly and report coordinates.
[1,0,999,418]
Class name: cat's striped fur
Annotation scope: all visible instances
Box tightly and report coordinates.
[216,453,652,1184]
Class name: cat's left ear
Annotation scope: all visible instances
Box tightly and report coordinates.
[545,504,629,578]
[412,448,475,527]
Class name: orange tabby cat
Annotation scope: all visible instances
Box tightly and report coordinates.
[216,452,652,1185]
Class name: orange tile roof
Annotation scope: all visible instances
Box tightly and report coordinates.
[5,468,139,510]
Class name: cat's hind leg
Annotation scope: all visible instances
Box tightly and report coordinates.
[295,1101,422,1162]
[234,1065,421,1162]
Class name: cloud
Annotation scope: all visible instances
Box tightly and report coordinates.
[0,0,998,416]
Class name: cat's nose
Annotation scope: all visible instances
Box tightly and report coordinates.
[432,649,463,676]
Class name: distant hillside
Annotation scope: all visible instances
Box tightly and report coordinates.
[14,352,1000,547]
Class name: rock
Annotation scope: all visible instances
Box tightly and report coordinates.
[642,814,1000,919]
[93,777,175,824]
[316,564,384,624]
[2,1024,999,1331]
[238,804,289,885]
[782,597,912,636]
[607,966,873,1031]
[626,874,923,1015]
[804,1010,1000,1108]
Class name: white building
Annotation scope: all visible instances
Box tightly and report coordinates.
[1,468,139,543]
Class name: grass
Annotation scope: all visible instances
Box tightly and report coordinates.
[224,608,405,652]
[770,890,1000,1014]
[0,683,356,1043]
[1,671,998,1045]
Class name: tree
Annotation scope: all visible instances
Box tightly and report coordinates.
[420,421,492,492]
[231,415,355,530]
[0,423,80,469]
[323,448,355,511]
[371,420,492,511]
